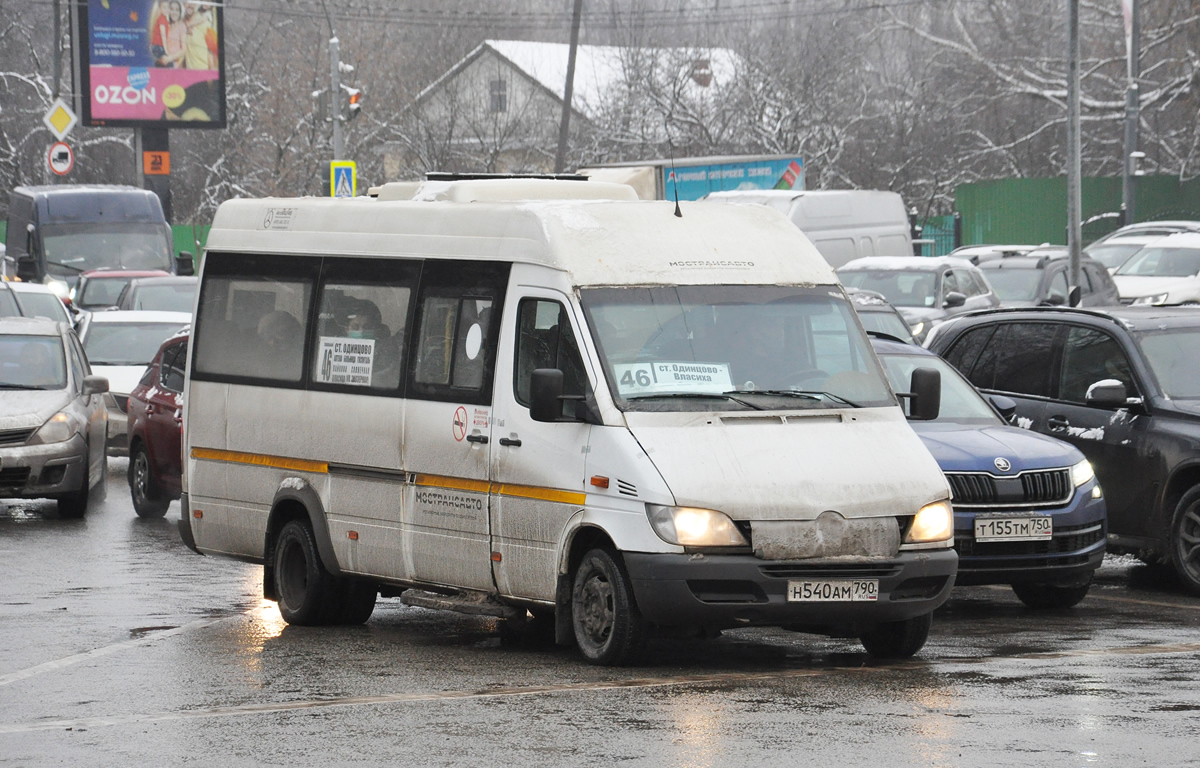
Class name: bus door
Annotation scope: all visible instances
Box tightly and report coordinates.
[488,289,593,602]
[401,261,508,592]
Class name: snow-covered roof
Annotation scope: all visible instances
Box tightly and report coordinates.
[418,39,742,119]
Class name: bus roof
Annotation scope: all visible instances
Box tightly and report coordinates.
[205,179,835,288]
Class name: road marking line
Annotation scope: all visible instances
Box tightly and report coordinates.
[2,640,1199,733]
[0,614,240,688]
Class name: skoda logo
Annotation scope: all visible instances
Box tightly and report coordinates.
[994,457,1012,472]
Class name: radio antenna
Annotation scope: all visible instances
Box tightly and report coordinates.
[666,127,682,218]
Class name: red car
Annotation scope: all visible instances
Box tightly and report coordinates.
[73,269,172,311]
[126,328,188,517]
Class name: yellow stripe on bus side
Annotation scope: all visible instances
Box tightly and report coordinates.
[190,447,329,474]
[413,473,491,494]
[493,483,587,506]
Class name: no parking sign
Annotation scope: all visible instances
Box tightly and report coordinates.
[48,142,74,175]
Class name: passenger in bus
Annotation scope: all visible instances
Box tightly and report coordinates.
[346,300,401,387]
[257,310,303,379]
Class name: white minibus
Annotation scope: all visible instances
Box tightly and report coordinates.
[180,177,956,665]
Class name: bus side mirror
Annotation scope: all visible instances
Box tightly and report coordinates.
[530,368,565,422]
[175,252,195,276]
[905,367,941,421]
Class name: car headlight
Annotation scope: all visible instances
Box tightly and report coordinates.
[29,411,76,444]
[909,321,925,339]
[1131,293,1169,306]
[1071,458,1095,487]
[646,504,748,547]
[44,277,71,301]
[905,499,953,544]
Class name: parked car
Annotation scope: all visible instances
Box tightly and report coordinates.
[836,256,999,343]
[847,288,916,343]
[1086,221,1200,273]
[928,306,1200,594]
[976,247,1120,307]
[76,310,191,455]
[71,269,171,311]
[872,337,1106,607]
[1111,232,1200,306]
[127,329,188,518]
[0,281,73,325]
[115,275,198,313]
[0,317,108,518]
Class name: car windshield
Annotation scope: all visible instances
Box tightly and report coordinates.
[580,285,894,411]
[837,270,938,308]
[877,352,1001,425]
[980,268,1043,301]
[42,222,172,276]
[857,309,914,342]
[127,283,196,312]
[1086,242,1144,270]
[83,322,188,366]
[1116,246,1200,277]
[0,335,67,389]
[1136,329,1200,399]
[14,291,69,323]
[78,277,139,309]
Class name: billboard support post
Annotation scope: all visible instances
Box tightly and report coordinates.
[137,127,172,223]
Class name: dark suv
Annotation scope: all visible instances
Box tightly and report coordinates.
[976,248,1120,308]
[928,307,1200,594]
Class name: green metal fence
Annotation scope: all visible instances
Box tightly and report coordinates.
[955,175,1200,246]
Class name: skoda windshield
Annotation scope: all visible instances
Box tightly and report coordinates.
[580,285,894,411]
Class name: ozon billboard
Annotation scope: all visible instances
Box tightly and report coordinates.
[76,0,226,128]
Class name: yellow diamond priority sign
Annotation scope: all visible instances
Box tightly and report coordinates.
[43,98,78,142]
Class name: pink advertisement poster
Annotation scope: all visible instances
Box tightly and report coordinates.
[81,0,225,127]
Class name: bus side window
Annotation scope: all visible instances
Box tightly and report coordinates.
[310,257,418,394]
[192,252,316,385]
[408,260,510,406]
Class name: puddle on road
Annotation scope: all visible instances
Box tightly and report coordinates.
[129,626,179,638]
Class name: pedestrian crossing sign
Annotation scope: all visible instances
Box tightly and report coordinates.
[331,161,356,198]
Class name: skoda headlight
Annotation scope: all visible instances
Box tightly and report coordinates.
[646,504,748,547]
[1071,458,1095,487]
[905,499,953,544]
[30,412,75,444]
[1131,293,1169,306]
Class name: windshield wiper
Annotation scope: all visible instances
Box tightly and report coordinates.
[626,392,764,410]
[727,389,863,408]
[45,261,86,274]
[0,383,52,390]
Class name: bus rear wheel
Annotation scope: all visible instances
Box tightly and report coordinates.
[274,520,337,625]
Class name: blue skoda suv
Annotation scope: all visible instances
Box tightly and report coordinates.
[871,337,1107,608]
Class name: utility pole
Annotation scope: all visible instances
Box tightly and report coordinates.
[52,0,62,99]
[331,36,343,161]
[554,0,584,173]
[1121,0,1140,225]
[1067,0,1082,299]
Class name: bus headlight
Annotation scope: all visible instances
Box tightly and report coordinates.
[646,504,748,547]
[1071,459,1094,487]
[905,500,953,544]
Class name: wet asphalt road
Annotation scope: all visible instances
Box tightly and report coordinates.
[2,461,1199,767]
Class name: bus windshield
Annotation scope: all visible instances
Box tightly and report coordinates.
[580,285,895,411]
[41,222,172,276]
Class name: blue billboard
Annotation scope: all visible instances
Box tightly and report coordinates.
[664,157,803,201]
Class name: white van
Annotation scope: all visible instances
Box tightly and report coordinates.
[704,189,914,268]
[180,178,956,665]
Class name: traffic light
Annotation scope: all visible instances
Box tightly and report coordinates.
[345,87,363,121]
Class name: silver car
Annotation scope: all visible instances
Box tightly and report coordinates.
[0,317,108,518]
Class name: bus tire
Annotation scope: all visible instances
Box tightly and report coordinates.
[859,612,932,659]
[332,579,377,625]
[571,547,646,666]
[274,519,337,625]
